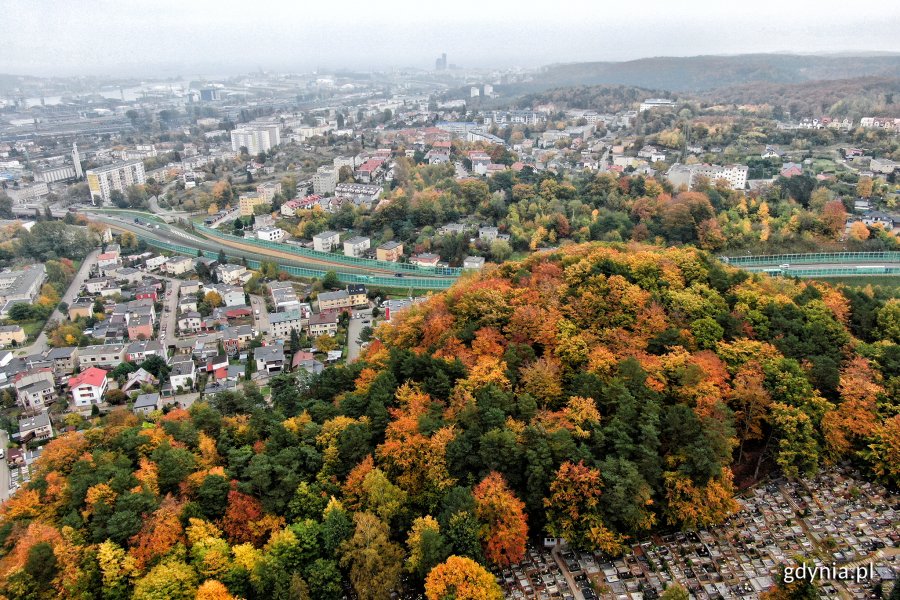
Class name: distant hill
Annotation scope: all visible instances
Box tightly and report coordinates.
[699,76,900,119]
[531,53,900,92]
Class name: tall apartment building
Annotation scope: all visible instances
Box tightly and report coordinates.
[230,124,281,155]
[239,194,269,217]
[86,160,147,204]
[666,163,748,191]
[313,166,338,196]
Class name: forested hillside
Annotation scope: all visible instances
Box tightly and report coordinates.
[528,54,900,92]
[1,243,898,600]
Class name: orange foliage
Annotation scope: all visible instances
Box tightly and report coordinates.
[33,432,89,476]
[664,468,739,529]
[196,579,236,600]
[343,455,375,511]
[221,488,267,546]
[129,495,185,570]
[473,473,528,566]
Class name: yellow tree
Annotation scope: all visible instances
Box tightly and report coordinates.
[544,461,621,554]
[425,556,502,600]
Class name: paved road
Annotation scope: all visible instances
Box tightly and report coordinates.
[158,277,181,345]
[346,307,373,362]
[0,430,10,503]
[19,248,100,356]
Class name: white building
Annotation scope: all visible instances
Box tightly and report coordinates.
[343,236,370,258]
[86,160,147,204]
[666,163,748,191]
[313,230,341,252]
[313,166,338,196]
[639,98,678,112]
[256,226,286,242]
[68,367,109,407]
[230,124,281,155]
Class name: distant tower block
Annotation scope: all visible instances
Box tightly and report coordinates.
[72,143,84,179]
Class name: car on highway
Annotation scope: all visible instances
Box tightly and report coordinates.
[780,263,790,269]
[394,273,404,278]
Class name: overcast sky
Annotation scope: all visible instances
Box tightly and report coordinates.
[3,0,900,76]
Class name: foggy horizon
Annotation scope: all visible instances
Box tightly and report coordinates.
[3,0,900,78]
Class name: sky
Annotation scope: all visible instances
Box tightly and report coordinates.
[3,0,900,77]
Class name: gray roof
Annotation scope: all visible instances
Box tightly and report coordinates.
[133,392,160,409]
[318,290,348,302]
[18,410,50,431]
[254,345,285,361]
[269,310,303,324]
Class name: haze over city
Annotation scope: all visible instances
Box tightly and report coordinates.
[3,0,900,75]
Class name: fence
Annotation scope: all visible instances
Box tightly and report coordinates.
[724,252,900,266]
[752,266,900,278]
[194,223,462,277]
[140,236,458,290]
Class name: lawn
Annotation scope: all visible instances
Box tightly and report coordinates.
[20,320,46,341]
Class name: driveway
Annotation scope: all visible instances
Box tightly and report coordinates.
[249,295,270,338]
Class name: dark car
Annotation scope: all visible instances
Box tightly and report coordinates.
[394,273,404,278]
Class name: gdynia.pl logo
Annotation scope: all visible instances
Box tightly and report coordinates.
[783,563,875,584]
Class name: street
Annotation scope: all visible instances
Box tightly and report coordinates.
[158,276,181,345]
[0,430,11,503]
[19,248,100,356]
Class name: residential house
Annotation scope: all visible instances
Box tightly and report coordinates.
[180,281,203,297]
[114,267,144,285]
[254,345,285,375]
[84,276,115,295]
[215,264,251,285]
[127,314,153,341]
[145,255,168,271]
[376,241,403,262]
[346,284,367,307]
[256,226,286,242]
[269,282,301,312]
[45,347,77,377]
[269,310,305,338]
[121,368,157,393]
[222,325,254,355]
[97,251,121,272]
[178,297,198,313]
[68,297,95,320]
[77,344,125,369]
[68,367,109,406]
[178,312,202,333]
[132,392,161,416]
[780,162,804,178]
[317,290,351,311]
[410,252,440,268]
[463,256,485,270]
[343,236,371,258]
[169,357,196,391]
[14,369,56,410]
[164,256,194,275]
[308,312,338,337]
[0,325,25,347]
[313,230,341,252]
[292,350,325,375]
[125,340,165,362]
[479,227,499,243]
[18,410,53,442]
[205,284,245,307]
